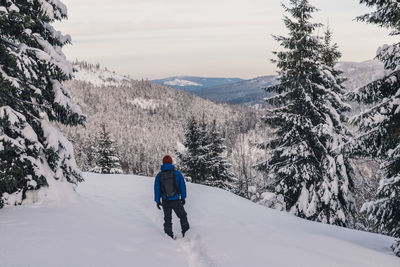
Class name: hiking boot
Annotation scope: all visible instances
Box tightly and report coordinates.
[182,228,189,237]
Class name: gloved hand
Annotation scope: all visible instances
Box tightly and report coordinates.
[181,199,186,205]
[157,202,162,210]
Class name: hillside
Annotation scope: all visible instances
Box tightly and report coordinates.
[0,173,398,267]
[61,62,259,176]
[337,60,386,90]
[152,76,243,92]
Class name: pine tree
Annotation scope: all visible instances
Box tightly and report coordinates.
[0,1,86,207]
[347,0,400,256]
[91,124,123,174]
[197,114,212,182]
[321,26,342,68]
[177,116,203,183]
[206,119,235,190]
[178,116,235,190]
[258,0,355,226]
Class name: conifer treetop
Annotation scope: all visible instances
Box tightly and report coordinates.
[357,0,400,34]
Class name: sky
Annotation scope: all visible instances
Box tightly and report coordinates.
[55,0,396,79]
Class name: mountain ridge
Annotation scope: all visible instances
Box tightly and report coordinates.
[152,76,244,92]
[149,60,385,107]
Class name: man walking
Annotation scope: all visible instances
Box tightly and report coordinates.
[154,155,190,238]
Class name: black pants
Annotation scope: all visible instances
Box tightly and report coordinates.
[162,199,189,236]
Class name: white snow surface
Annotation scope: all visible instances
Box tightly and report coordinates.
[127,97,161,110]
[0,173,399,267]
[73,65,131,87]
[164,79,202,87]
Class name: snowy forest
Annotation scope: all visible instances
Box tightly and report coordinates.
[0,0,399,264]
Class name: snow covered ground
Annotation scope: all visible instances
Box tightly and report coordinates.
[164,78,203,87]
[0,173,399,267]
[73,64,131,87]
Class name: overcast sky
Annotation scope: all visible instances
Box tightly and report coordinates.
[55,0,396,79]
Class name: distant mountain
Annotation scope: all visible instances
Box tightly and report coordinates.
[152,76,244,92]
[337,60,385,91]
[189,60,385,107]
[195,75,278,106]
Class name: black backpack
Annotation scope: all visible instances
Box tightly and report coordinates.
[159,170,178,198]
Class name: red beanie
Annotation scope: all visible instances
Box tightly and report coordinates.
[162,155,173,164]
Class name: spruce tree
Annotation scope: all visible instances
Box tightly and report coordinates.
[347,0,400,256]
[321,26,342,68]
[0,1,85,207]
[177,116,203,183]
[258,0,355,226]
[206,119,235,190]
[91,124,122,174]
[197,115,212,182]
[178,116,235,190]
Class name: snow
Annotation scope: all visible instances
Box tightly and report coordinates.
[0,173,399,267]
[73,65,131,87]
[164,79,202,87]
[38,0,55,19]
[35,36,73,76]
[23,174,79,206]
[8,3,19,12]
[337,60,385,91]
[51,79,83,115]
[0,6,8,13]
[37,0,68,20]
[127,97,161,110]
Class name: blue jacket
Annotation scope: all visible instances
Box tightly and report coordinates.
[154,163,187,203]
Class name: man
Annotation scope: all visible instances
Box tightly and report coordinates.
[154,155,190,238]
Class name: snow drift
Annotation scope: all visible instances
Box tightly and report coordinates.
[0,173,399,267]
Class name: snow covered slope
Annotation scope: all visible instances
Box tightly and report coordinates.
[73,62,131,87]
[152,76,244,92]
[0,173,398,267]
[337,59,385,91]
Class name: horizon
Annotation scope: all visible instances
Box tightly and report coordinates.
[56,0,396,80]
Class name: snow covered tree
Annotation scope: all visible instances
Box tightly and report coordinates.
[177,116,203,183]
[0,1,85,208]
[178,116,235,190]
[91,124,122,174]
[258,0,355,226]
[178,115,211,183]
[321,26,342,68]
[346,0,400,256]
[204,119,235,190]
[197,115,212,181]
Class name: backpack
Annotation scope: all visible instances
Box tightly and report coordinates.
[159,170,178,198]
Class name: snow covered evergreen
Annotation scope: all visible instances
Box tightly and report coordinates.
[205,119,235,190]
[197,116,212,182]
[258,0,355,226]
[346,0,400,256]
[178,116,234,190]
[177,116,203,183]
[0,0,85,208]
[91,124,122,174]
